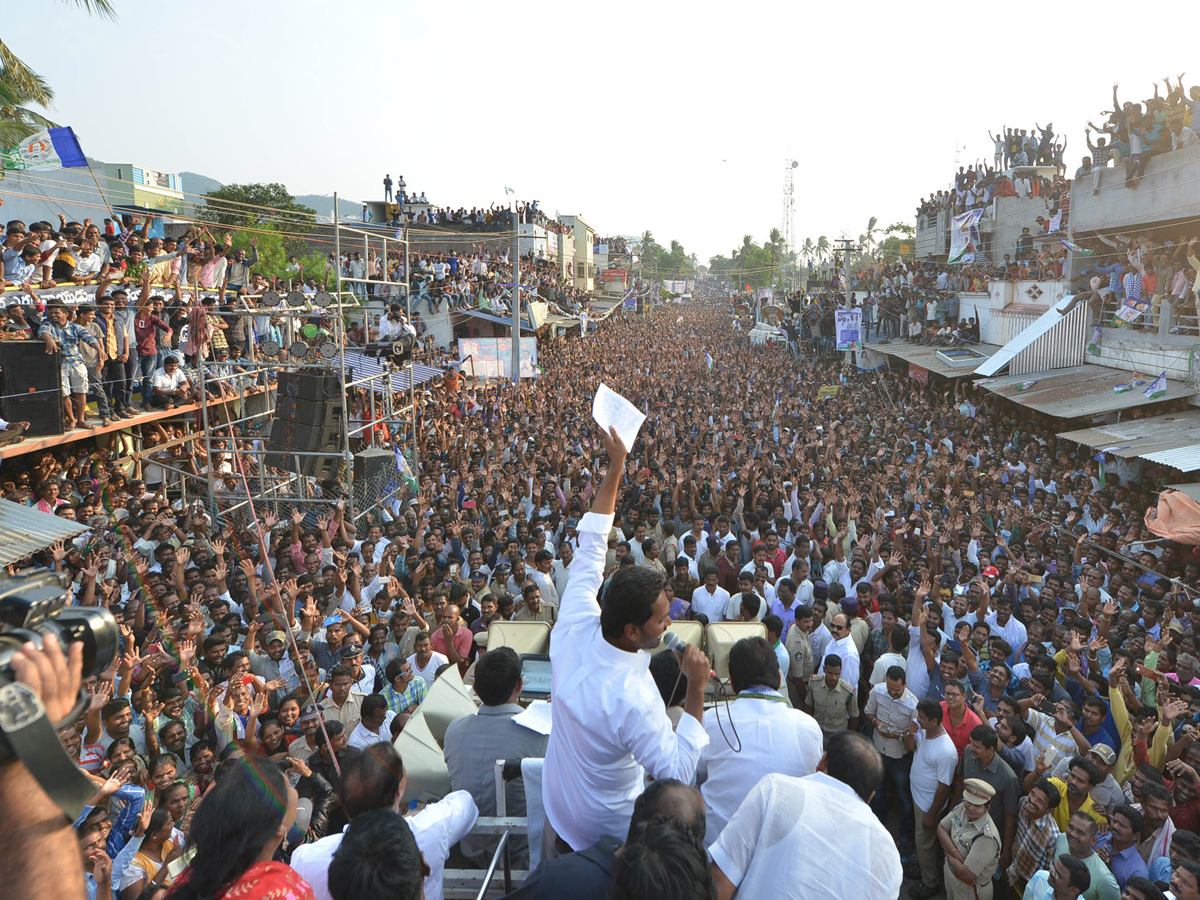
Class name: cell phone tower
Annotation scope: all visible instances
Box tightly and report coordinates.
[782,160,798,288]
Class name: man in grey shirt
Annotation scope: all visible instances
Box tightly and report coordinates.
[444,646,547,867]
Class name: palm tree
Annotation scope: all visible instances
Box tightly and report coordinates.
[816,235,830,264]
[864,216,880,255]
[1,1,116,145]
[801,237,815,268]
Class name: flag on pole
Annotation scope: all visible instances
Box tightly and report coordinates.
[0,127,87,170]
[394,446,418,491]
[1094,450,1106,488]
[1059,237,1093,255]
[705,352,714,372]
[504,186,515,196]
[1087,323,1102,356]
[1145,372,1168,399]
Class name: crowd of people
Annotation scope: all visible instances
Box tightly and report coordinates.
[7,286,1200,900]
[1084,80,1200,190]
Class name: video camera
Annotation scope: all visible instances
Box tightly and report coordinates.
[0,570,119,816]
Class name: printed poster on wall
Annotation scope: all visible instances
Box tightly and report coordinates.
[458,336,539,380]
[909,363,929,384]
[835,309,862,351]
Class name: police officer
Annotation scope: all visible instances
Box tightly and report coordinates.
[938,777,1001,900]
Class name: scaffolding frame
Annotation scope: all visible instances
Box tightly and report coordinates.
[165,202,418,529]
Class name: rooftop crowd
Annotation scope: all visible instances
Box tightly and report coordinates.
[7,286,1200,900]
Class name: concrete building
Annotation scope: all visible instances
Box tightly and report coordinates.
[104,163,186,215]
[559,214,595,292]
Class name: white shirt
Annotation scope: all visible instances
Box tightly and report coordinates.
[290,790,478,900]
[869,651,907,686]
[817,634,861,688]
[910,729,958,812]
[697,690,823,842]
[347,711,396,749]
[985,611,1027,651]
[543,510,710,851]
[408,650,448,689]
[691,584,730,623]
[709,772,903,900]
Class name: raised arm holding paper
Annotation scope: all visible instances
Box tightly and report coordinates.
[542,417,711,854]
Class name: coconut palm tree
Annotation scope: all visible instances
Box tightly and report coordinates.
[816,235,830,264]
[1,1,117,145]
[863,216,880,255]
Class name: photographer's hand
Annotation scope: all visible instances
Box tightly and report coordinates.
[1,632,88,900]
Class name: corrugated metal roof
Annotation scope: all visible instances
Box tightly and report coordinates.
[870,341,1002,378]
[976,295,1077,376]
[342,351,443,393]
[1168,483,1200,501]
[1058,410,1200,471]
[975,365,1192,418]
[0,498,88,565]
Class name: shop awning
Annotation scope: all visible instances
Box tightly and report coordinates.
[1057,410,1200,472]
[453,308,532,330]
[975,365,1192,418]
[0,499,88,566]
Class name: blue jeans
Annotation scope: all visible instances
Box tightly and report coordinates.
[136,354,157,406]
[871,752,914,843]
[119,354,137,409]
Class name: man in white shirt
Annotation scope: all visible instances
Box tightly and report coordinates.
[347,694,396,749]
[407,632,448,690]
[709,731,903,900]
[543,427,711,853]
[817,613,861,688]
[869,623,910,686]
[691,570,730,623]
[697,636,823,842]
[291,742,477,900]
[904,698,960,898]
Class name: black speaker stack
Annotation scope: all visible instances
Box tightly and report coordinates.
[263,370,347,480]
[0,341,65,437]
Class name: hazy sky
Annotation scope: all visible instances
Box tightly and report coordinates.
[6,1,1191,261]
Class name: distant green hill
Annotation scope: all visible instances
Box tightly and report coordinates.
[179,172,361,219]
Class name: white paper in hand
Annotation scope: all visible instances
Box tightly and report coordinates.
[592,383,646,450]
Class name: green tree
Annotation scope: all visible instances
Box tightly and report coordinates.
[0,0,116,145]
[198,183,317,231]
[816,235,830,263]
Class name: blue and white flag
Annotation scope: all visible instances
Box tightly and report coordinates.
[705,352,714,372]
[1,126,87,170]
[1145,372,1168,400]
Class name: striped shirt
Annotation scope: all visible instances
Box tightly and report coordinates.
[1009,794,1061,884]
[37,319,98,364]
[382,677,428,713]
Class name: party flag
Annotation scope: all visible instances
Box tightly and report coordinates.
[1145,372,1167,400]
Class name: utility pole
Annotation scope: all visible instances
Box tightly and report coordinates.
[511,202,521,384]
[834,237,861,369]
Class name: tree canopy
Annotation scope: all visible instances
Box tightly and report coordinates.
[197,182,318,231]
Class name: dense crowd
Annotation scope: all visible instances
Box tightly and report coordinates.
[8,289,1200,900]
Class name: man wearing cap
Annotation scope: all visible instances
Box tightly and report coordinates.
[957,724,1020,875]
[937,778,1001,900]
[245,623,299,702]
[289,704,323,760]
